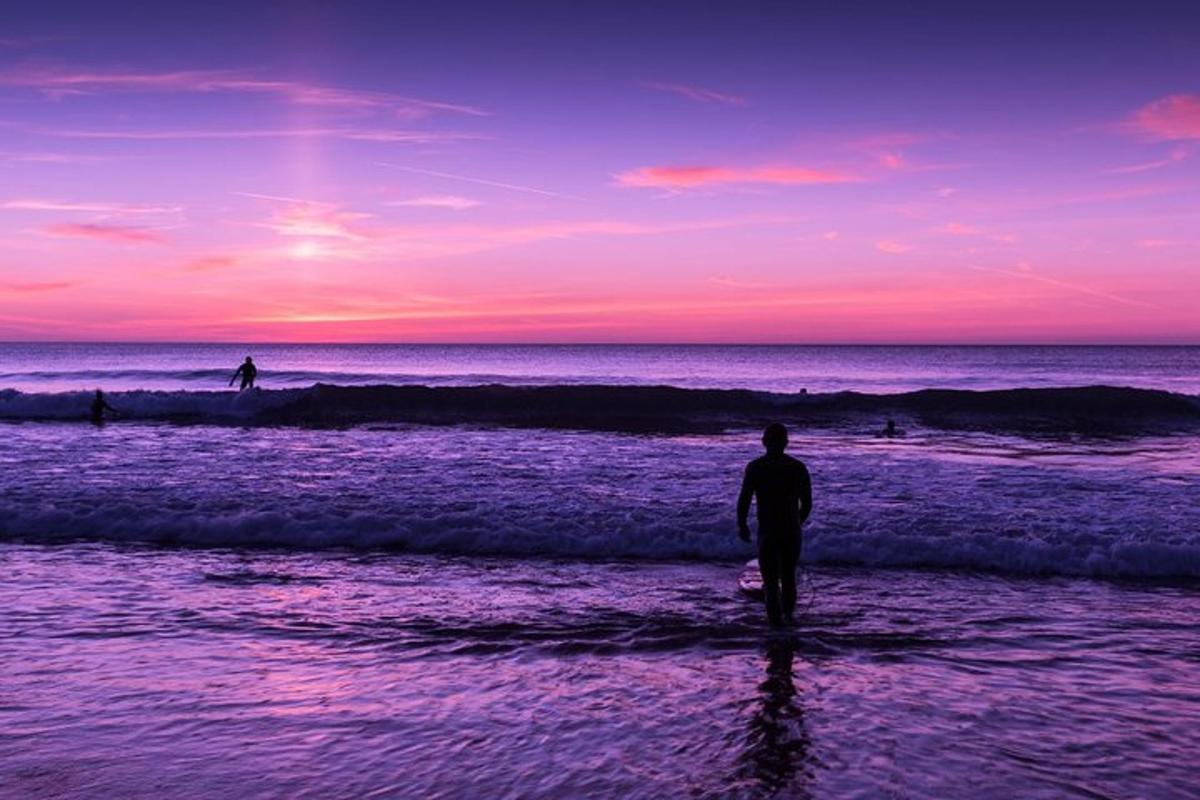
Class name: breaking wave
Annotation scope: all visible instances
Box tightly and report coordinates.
[4,500,1198,580]
[2,383,1198,434]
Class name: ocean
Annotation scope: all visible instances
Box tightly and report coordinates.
[2,344,1198,798]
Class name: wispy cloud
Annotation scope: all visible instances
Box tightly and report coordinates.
[43,127,478,143]
[42,222,167,244]
[186,256,238,271]
[256,202,375,241]
[1,280,78,293]
[0,150,106,164]
[3,198,179,214]
[941,222,980,236]
[707,275,774,289]
[376,162,570,198]
[615,164,857,189]
[875,240,912,254]
[639,81,746,106]
[0,65,487,117]
[842,131,960,173]
[387,195,481,210]
[241,195,790,261]
[938,221,1015,242]
[1127,94,1200,141]
[1103,145,1190,174]
[0,36,63,49]
[846,132,942,150]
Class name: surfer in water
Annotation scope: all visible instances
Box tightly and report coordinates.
[738,423,813,627]
[90,389,117,425]
[229,356,258,391]
[877,419,904,438]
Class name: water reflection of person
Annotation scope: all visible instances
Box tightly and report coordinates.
[737,639,812,798]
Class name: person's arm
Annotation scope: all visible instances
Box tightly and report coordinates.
[797,464,813,526]
[737,464,754,542]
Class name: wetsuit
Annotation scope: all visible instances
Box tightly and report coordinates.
[90,395,115,424]
[232,362,257,390]
[738,453,813,625]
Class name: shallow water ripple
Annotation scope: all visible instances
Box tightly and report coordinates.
[1,546,1198,798]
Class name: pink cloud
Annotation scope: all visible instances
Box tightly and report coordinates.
[259,203,375,241]
[187,256,238,271]
[46,127,478,144]
[939,222,1016,243]
[43,222,167,244]
[1128,94,1200,140]
[876,240,912,254]
[240,195,791,261]
[387,195,482,210]
[615,164,857,189]
[3,198,179,214]
[1,280,78,293]
[0,150,107,164]
[0,66,486,117]
[640,81,746,106]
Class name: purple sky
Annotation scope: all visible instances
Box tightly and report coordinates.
[1,1,1198,342]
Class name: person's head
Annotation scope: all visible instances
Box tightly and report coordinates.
[95,389,103,398]
[245,356,253,363]
[762,423,788,454]
[886,419,896,431]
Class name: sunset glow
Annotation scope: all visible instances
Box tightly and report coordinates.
[1,2,1197,343]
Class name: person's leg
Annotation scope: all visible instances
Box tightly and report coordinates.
[781,534,800,618]
[757,535,783,626]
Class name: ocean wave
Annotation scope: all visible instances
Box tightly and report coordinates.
[2,383,1198,434]
[0,367,547,387]
[3,504,1198,580]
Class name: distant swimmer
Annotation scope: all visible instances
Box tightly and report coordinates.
[877,419,905,438]
[737,423,813,628]
[229,356,258,391]
[90,389,117,425]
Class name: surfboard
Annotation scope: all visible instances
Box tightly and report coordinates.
[738,558,764,599]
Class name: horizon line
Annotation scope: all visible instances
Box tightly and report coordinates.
[0,340,1197,348]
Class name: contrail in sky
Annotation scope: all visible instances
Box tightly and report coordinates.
[969,266,1159,309]
[376,162,574,199]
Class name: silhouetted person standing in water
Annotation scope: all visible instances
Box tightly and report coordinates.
[229,356,257,391]
[90,389,117,425]
[738,423,813,627]
[877,418,904,438]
